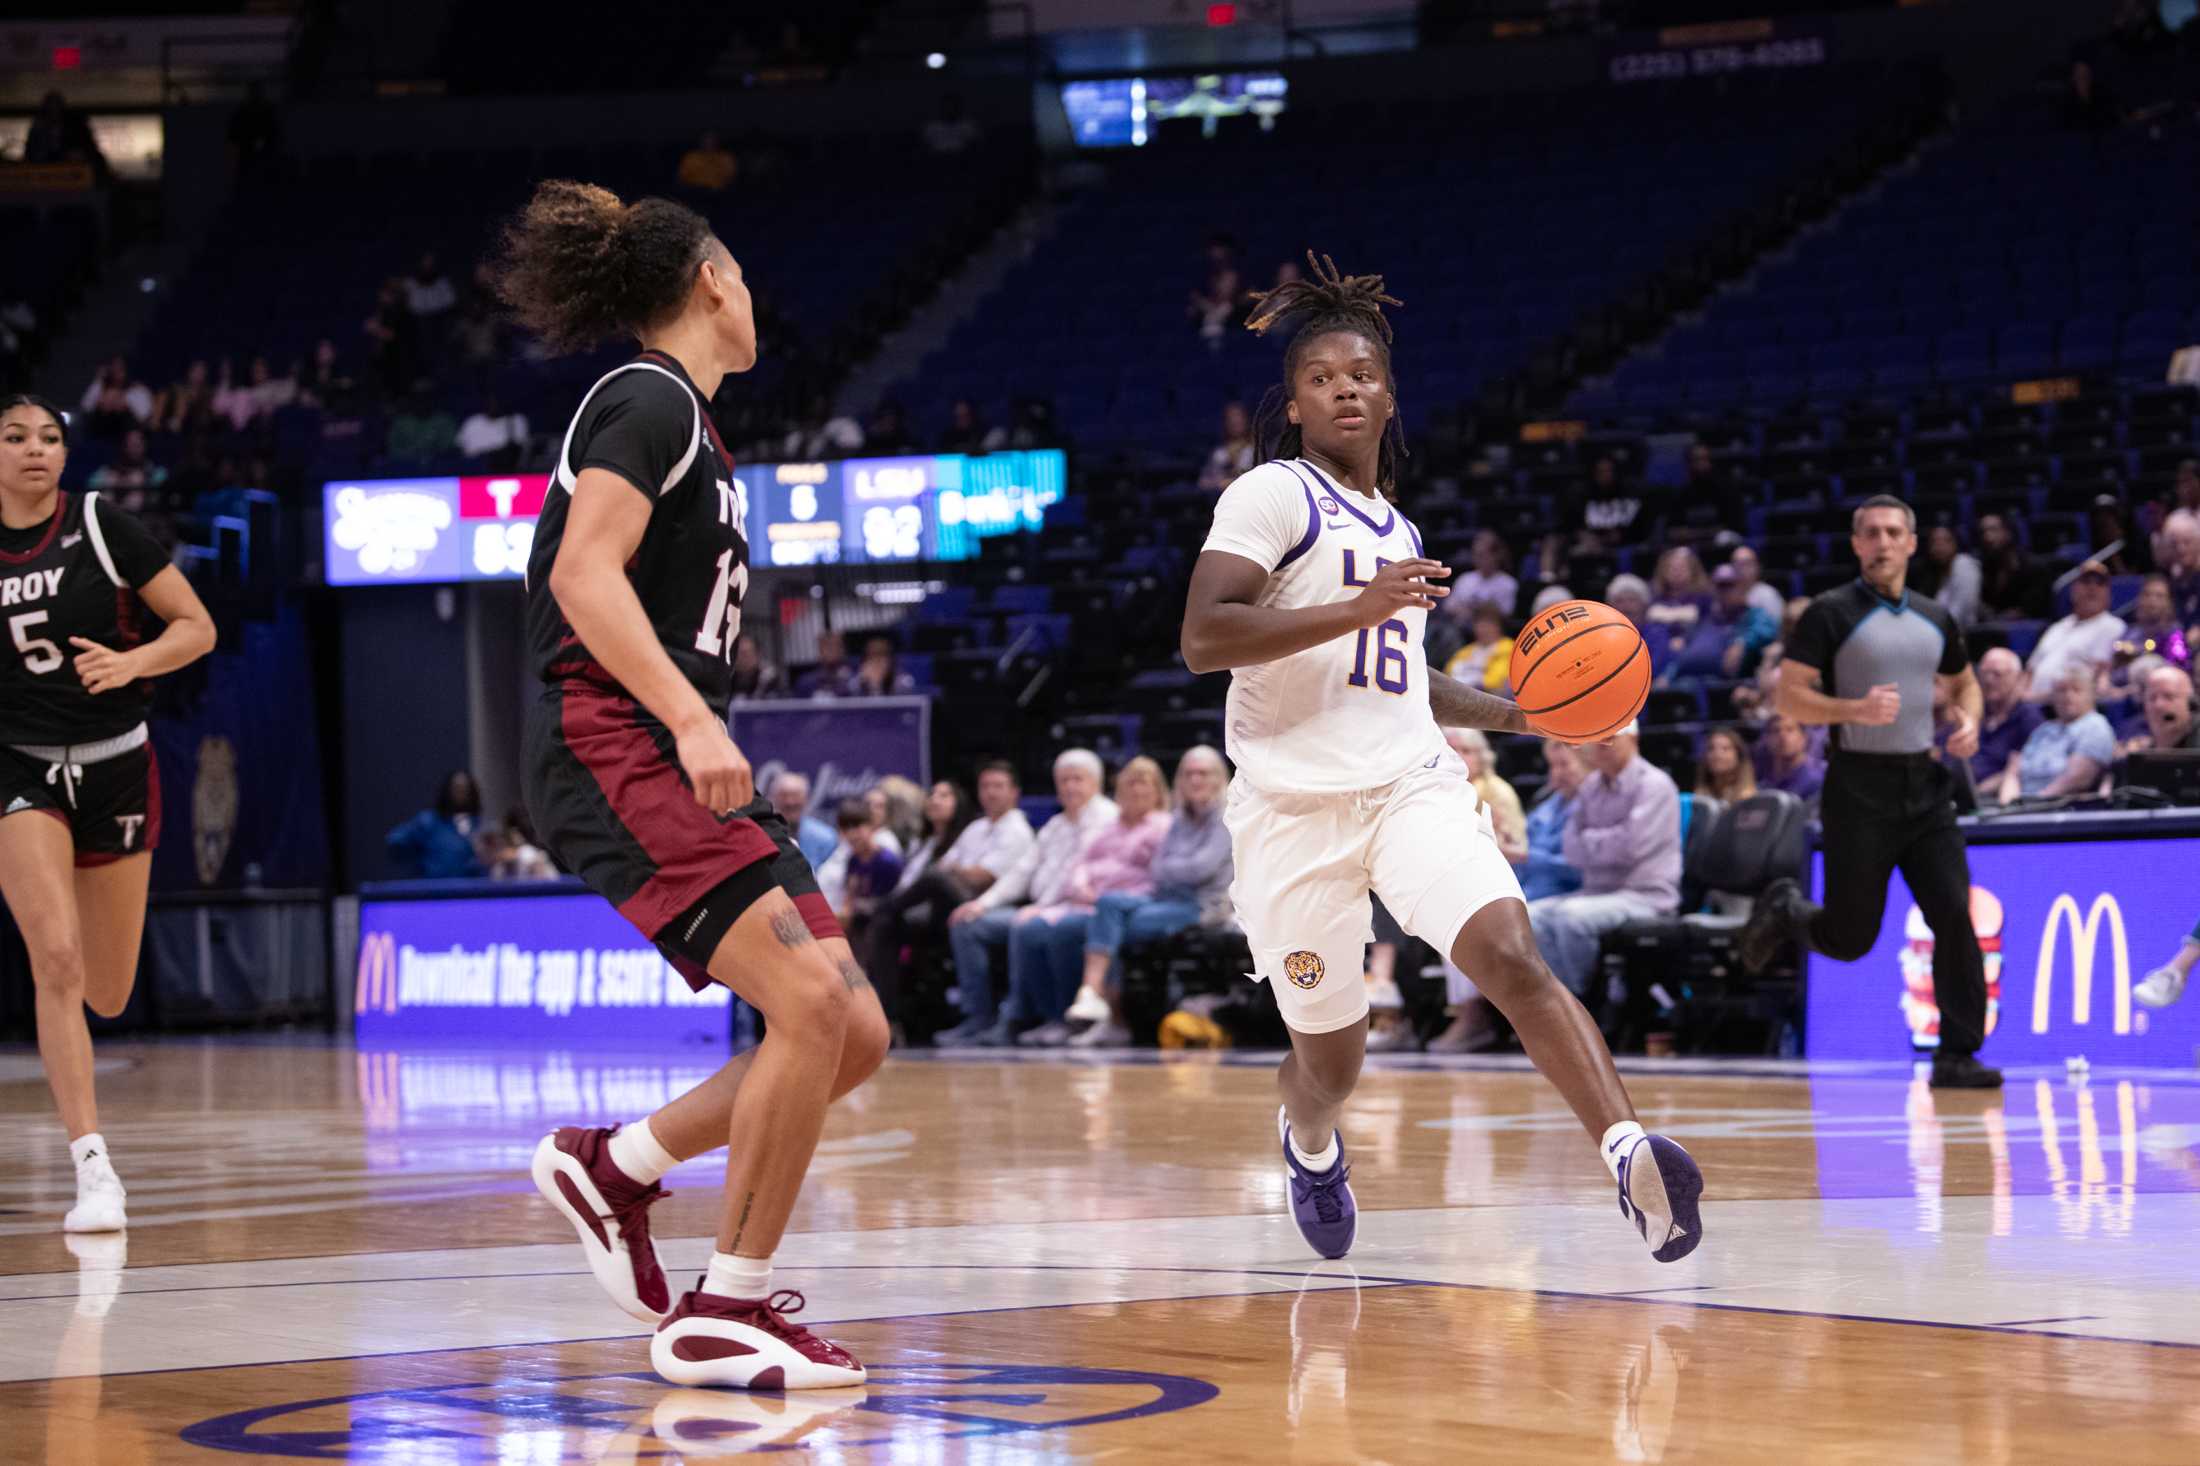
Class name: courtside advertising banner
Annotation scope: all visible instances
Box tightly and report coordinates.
[353,891,731,1047]
[1805,835,2200,1067]
[731,695,930,810]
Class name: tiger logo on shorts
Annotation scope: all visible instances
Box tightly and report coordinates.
[1283,951,1325,989]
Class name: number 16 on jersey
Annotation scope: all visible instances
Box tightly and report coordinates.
[1349,620,1410,694]
[1341,549,1410,694]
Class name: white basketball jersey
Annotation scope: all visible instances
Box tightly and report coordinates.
[1200,459,1448,795]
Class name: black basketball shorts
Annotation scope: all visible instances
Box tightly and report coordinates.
[0,725,162,868]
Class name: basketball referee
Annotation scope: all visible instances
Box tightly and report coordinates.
[1741,496,2002,1089]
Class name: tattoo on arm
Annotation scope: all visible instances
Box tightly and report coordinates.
[837,956,872,994]
[729,1190,756,1253]
[1428,669,1529,734]
[769,906,815,949]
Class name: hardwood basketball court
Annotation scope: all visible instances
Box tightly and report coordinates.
[4,1042,2198,1462]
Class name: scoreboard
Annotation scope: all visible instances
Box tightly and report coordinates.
[322,449,1066,587]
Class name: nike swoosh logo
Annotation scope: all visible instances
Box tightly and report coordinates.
[1325,522,1347,530]
[61,534,82,547]
[1607,1136,1630,1153]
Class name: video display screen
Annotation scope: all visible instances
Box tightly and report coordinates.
[1061,72,1286,147]
[322,450,1065,586]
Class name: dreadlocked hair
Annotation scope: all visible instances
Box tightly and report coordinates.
[489,180,714,355]
[1244,250,1407,499]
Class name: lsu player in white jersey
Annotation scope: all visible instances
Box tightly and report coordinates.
[1181,255,1703,1264]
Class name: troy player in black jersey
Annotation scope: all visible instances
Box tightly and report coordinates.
[0,394,215,1233]
[493,182,886,1390]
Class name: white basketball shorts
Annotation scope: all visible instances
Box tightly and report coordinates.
[1223,751,1526,1035]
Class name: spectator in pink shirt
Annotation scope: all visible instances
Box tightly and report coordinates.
[1000,757,1172,1045]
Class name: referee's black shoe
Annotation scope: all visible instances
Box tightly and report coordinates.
[1738,878,1809,975]
[1929,1054,2003,1089]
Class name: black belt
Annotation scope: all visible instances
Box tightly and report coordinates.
[1829,748,1937,764]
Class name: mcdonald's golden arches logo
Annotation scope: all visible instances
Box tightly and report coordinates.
[356,931,399,1016]
[2030,893,2129,1037]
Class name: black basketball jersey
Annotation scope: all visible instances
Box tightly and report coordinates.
[526,351,747,712]
[0,492,170,746]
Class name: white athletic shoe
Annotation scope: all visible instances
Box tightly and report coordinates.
[2135,965,2188,1009]
[64,1158,127,1234]
[1363,976,1405,1012]
[1068,1019,1132,1048]
[530,1127,672,1322]
[1065,986,1112,1024]
[652,1286,867,1390]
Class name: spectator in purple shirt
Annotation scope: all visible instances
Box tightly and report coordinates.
[1965,646,2043,787]
[833,798,905,929]
[1667,563,1778,682]
[1526,724,1681,996]
[1758,712,1826,805]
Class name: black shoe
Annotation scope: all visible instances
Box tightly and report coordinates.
[1929,1054,2003,1090]
[1738,878,1805,975]
[970,1019,1019,1048]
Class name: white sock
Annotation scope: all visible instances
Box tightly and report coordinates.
[1601,1120,1647,1182]
[607,1120,677,1185]
[70,1133,108,1171]
[1290,1128,1341,1174]
[704,1250,772,1300]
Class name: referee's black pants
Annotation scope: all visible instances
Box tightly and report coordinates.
[1804,751,1989,1058]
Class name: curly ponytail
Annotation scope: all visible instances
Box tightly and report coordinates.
[489,180,713,354]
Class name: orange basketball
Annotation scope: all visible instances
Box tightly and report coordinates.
[1509,598,1650,742]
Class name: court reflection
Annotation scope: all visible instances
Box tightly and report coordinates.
[605,1385,872,1458]
[1285,1269,1362,1432]
[41,1235,152,1466]
[1815,1069,2200,1220]
[1611,1320,1692,1464]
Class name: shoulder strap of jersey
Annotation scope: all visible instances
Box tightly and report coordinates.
[549,359,702,497]
[80,492,126,588]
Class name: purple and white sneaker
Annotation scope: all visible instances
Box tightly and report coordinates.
[1278,1106,1356,1260]
[1615,1133,1704,1263]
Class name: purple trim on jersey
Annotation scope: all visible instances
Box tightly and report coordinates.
[1293,459,1396,537]
[1274,477,1322,573]
[1407,520,1424,557]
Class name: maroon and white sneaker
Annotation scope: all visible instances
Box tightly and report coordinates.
[531,1126,671,1322]
[651,1286,867,1390]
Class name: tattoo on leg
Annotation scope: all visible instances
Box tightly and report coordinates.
[729,1190,756,1253]
[837,957,872,994]
[769,907,815,949]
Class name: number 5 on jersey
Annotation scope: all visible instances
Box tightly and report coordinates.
[10,610,64,675]
[694,550,747,661]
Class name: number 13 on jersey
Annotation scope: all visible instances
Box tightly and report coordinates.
[694,550,747,661]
